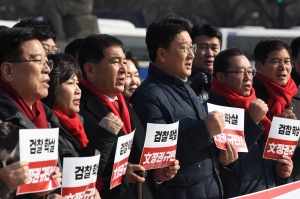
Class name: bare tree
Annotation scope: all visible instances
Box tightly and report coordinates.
[252,0,300,28]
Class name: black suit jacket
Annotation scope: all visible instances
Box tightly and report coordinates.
[79,84,154,199]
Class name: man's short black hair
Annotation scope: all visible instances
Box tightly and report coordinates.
[290,37,300,59]
[78,34,123,79]
[13,17,57,41]
[65,38,84,59]
[254,37,291,63]
[190,24,222,47]
[213,47,245,78]
[42,54,82,108]
[146,15,193,62]
[0,27,42,67]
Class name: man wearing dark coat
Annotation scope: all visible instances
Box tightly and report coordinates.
[77,34,179,199]
[130,16,237,199]
[208,46,292,197]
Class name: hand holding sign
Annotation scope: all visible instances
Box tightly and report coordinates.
[0,161,29,190]
[204,111,225,137]
[276,155,293,179]
[218,142,238,164]
[278,107,297,120]
[153,159,180,182]
[30,166,62,198]
[249,99,268,124]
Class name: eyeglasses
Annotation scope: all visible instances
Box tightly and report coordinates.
[170,44,197,54]
[42,43,60,54]
[264,60,291,67]
[222,70,256,77]
[8,59,53,71]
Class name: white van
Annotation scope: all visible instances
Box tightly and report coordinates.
[219,27,300,62]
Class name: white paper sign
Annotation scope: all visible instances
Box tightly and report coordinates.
[263,117,300,160]
[19,128,59,161]
[140,121,179,170]
[62,155,100,198]
[110,130,135,189]
[17,128,60,195]
[207,103,247,152]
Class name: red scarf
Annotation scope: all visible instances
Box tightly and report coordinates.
[210,77,271,138]
[52,108,88,148]
[0,80,48,128]
[255,73,298,119]
[81,78,131,134]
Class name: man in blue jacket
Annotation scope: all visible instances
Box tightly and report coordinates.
[130,15,237,199]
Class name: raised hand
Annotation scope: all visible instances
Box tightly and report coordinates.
[99,112,123,135]
[204,111,225,137]
[248,98,268,124]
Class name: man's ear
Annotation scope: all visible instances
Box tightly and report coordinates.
[255,61,262,73]
[291,56,296,66]
[216,72,225,82]
[0,62,14,82]
[84,63,95,79]
[157,48,166,63]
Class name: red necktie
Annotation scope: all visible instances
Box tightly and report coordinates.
[112,100,120,113]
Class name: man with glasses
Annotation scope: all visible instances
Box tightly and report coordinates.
[253,38,298,123]
[130,16,237,199]
[208,46,292,197]
[0,27,63,199]
[252,37,295,181]
[13,18,60,55]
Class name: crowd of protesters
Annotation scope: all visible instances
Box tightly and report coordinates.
[0,15,299,199]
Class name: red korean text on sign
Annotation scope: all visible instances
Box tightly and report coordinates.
[140,145,177,170]
[62,182,95,199]
[214,129,246,151]
[110,157,129,189]
[263,137,297,159]
[17,159,60,195]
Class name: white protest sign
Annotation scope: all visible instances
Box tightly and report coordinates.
[207,103,247,152]
[62,154,100,199]
[110,130,135,189]
[263,117,300,160]
[17,128,60,195]
[139,121,179,170]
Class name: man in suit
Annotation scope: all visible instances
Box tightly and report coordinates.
[77,34,179,199]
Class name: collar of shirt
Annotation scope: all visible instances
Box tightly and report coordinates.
[151,62,188,82]
[103,94,118,102]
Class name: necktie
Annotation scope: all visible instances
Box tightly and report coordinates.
[112,100,120,113]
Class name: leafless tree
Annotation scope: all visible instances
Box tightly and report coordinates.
[252,0,300,28]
